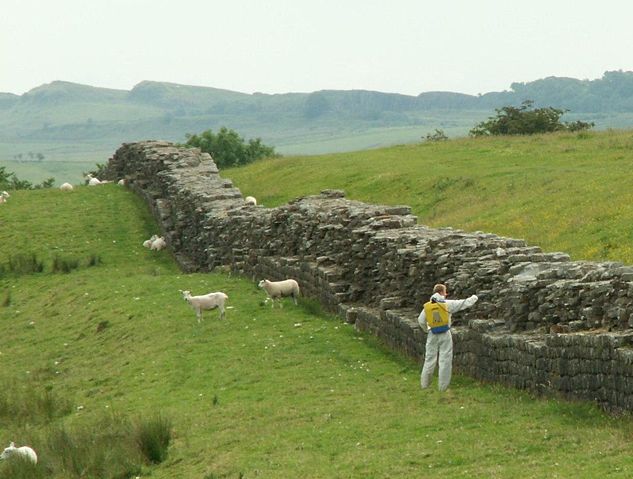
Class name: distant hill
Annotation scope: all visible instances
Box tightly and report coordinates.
[3,70,633,184]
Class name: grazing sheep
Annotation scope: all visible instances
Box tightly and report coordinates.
[180,290,229,322]
[150,236,167,251]
[245,196,257,206]
[258,279,300,307]
[0,442,37,464]
[0,196,5,204]
[117,179,126,186]
[1,191,9,198]
[60,182,74,191]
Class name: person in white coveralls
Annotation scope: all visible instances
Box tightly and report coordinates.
[417,283,478,391]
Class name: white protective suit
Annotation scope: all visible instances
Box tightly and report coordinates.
[417,292,478,391]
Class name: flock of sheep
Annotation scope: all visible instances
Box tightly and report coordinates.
[0,178,296,466]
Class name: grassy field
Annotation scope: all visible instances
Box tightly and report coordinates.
[225,128,633,265]
[1,185,633,477]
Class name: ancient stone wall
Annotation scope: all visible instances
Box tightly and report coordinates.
[104,140,633,411]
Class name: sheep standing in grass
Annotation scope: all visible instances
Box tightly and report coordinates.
[60,182,74,191]
[180,290,229,322]
[1,191,9,198]
[0,441,37,464]
[258,279,300,308]
[245,196,257,206]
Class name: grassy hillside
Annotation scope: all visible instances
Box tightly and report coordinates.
[225,128,633,265]
[1,186,633,477]
[7,75,633,185]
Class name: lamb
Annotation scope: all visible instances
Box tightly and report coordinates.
[0,196,5,204]
[245,196,257,206]
[150,236,167,251]
[180,290,229,322]
[258,279,300,308]
[60,182,74,191]
[1,191,9,198]
[0,441,38,464]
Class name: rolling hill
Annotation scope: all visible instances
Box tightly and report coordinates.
[4,70,633,184]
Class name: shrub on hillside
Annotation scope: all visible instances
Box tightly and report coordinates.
[469,100,594,136]
[423,128,449,142]
[0,166,54,191]
[51,255,80,274]
[0,380,72,426]
[7,254,45,275]
[183,127,279,168]
[134,413,172,464]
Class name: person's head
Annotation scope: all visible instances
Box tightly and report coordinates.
[433,284,447,296]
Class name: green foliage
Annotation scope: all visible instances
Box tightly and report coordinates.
[2,290,10,307]
[0,379,72,426]
[1,252,102,277]
[51,255,80,274]
[7,253,45,275]
[470,100,594,136]
[0,456,43,479]
[39,414,145,479]
[184,127,278,168]
[134,414,172,464]
[423,128,449,142]
[0,165,54,191]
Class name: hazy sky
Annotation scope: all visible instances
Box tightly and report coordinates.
[2,0,633,97]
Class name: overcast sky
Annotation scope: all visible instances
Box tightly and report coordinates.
[2,0,633,97]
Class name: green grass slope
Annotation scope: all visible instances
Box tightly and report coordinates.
[226,128,633,265]
[1,186,633,477]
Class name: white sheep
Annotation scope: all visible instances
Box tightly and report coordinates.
[88,177,102,186]
[245,196,257,206]
[60,182,74,191]
[0,196,5,204]
[0,441,37,464]
[1,191,9,198]
[143,234,158,248]
[258,279,300,308]
[117,179,126,186]
[180,290,229,322]
[150,236,167,251]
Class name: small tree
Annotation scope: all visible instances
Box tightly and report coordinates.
[184,127,278,169]
[0,166,54,191]
[469,100,594,136]
[423,129,448,142]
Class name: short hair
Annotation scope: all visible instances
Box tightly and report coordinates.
[433,283,447,294]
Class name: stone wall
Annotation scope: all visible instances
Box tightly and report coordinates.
[104,140,633,411]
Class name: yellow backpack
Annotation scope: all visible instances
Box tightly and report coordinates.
[423,300,450,333]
